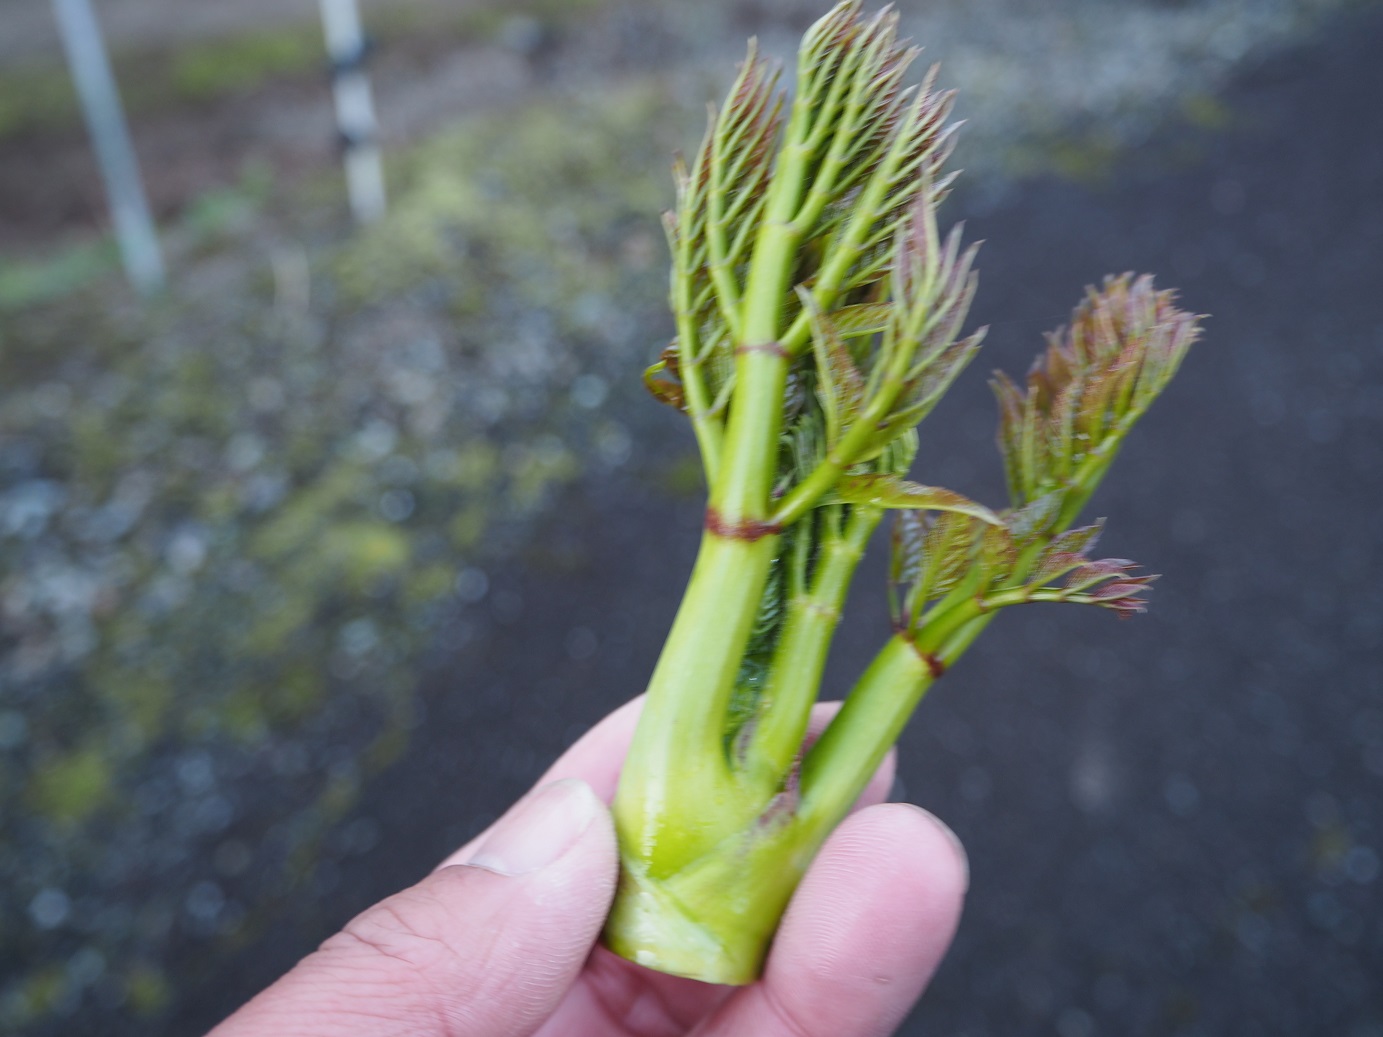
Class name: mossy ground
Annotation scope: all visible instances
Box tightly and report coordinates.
[0,80,690,1033]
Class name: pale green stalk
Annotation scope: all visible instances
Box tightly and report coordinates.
[601,0,1201,985]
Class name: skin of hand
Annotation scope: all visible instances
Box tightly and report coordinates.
[208,697,968,1037]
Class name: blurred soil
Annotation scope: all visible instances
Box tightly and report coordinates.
[0,0,1349,250]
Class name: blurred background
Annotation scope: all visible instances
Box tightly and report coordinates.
[1,0,1381,1033]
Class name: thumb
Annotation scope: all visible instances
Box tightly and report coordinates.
[210,780,616,1037]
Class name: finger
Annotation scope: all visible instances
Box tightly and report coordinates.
[533,944,734,1037]
[534,694,647,800]
[441,698,891,870]
[210,780,617,1037]
[692,804,967,1037]
[531,797,939,1037]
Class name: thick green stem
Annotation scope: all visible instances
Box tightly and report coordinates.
[614,530,779,875]
[801,594,995,830]
[604,795,823,983]
[606,84,827,982]
[714,141,810,519]
[607,582,999,985]
[799,633,930,824]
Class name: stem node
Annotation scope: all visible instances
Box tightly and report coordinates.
[704,506,783,541]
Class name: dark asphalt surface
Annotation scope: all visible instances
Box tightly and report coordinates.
[180,5,1383,1034]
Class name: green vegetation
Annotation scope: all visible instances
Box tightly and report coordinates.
[26,744,114,824]
[0,62,77,139]
[169,28,323,102]
[605,1,1202,983]
[0,238,120,309]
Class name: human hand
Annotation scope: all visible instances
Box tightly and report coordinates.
[209,697,967,1037]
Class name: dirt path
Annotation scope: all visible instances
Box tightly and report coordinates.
[3,0,1355,251]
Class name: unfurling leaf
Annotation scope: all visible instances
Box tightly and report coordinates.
[888,508,988,625]
[888,509,926,625]
[836,474,1001,525]
[644,343,686,411]
[706,42,786,328]
[802,291,867,447]
[920,511,983,600]
[992,273,1203,510]
[1012,551,1158,618]
[1006,490,1063,542]
[830,302,893,337]
[1028,521,1105,585]
[1064,557,1141,592]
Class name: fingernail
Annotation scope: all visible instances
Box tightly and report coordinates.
[466,779,598,877]
[916,807,969,893]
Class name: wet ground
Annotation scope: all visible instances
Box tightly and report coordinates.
[3,0,1382,1034]
[166,4,1383,1034]
[0,0,1345,249]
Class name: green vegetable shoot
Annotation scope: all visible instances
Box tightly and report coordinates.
[604,0,1202,983]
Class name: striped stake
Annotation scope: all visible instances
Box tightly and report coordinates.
[51,0,165,294]
[319,0,387,225]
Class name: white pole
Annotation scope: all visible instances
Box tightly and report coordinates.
[319,0,386,225]
[51,0,165,293]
